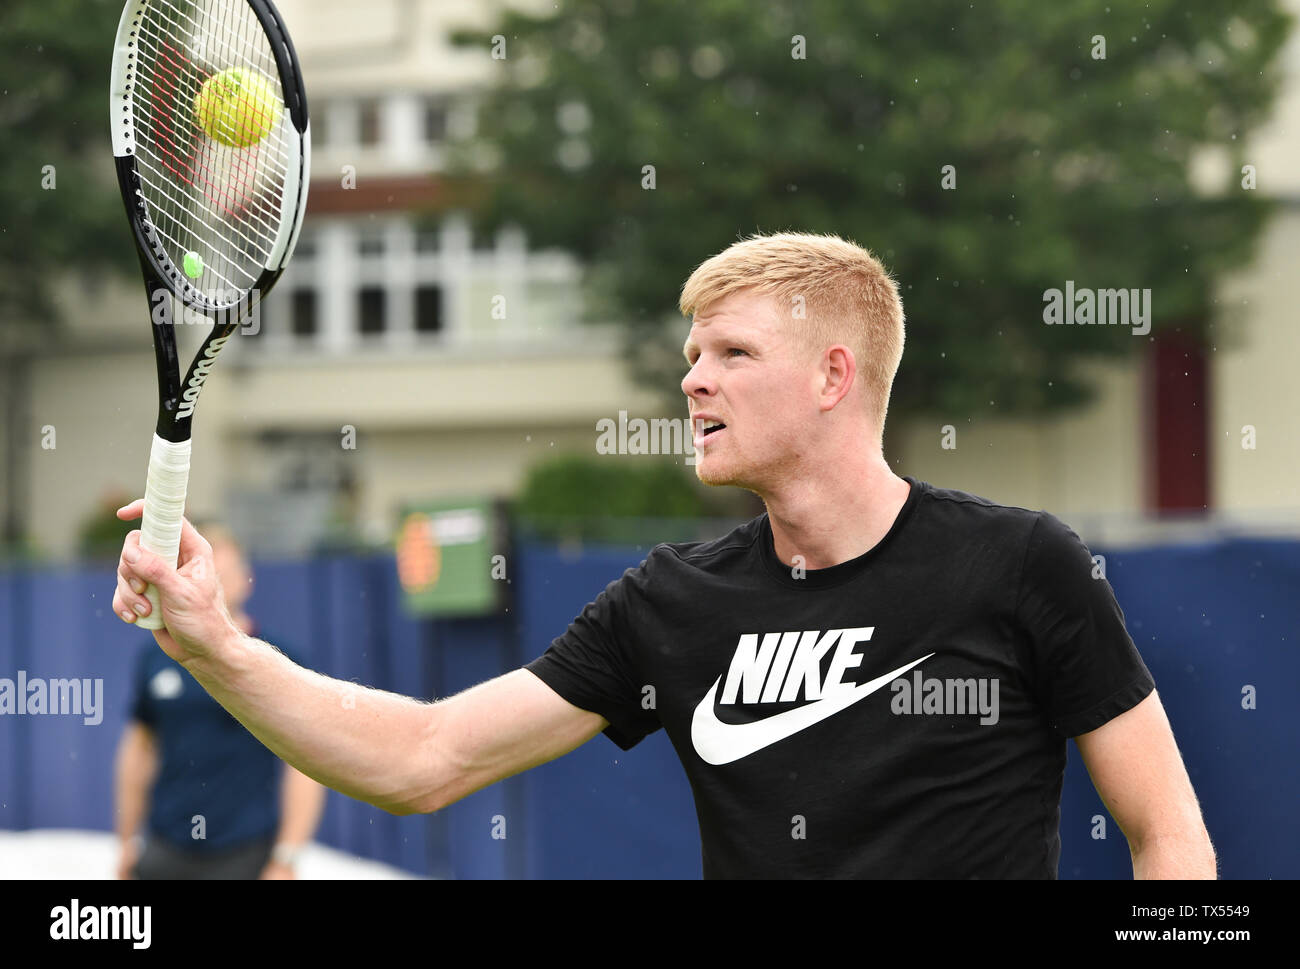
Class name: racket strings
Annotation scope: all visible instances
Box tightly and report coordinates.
[126,0,294,306]
[131,17,289,233]
[131,49,286,253]
[141,1,296,162]
[131,30,275,228]
[130,61,281,288]
[131,36,290,188]
[130,159,252,293]
[131,70,288,247]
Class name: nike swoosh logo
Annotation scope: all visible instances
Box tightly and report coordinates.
[690,653,934,765]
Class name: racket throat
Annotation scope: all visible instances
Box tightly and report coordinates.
[140,274,189,442]
[175,331,236,423]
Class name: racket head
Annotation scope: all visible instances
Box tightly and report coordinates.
[110,0,310,316]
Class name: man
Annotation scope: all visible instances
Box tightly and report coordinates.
[114,524,326,879]
[111,232,1216,879]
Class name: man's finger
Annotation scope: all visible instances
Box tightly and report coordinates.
[117,532,146,593]
[120,542,182,598]
[177,515,213,563]
[117,557,147,595]
[112,584,140,624]
[115,573,150,619]
[117,531,143,580]
[116,499,145,522]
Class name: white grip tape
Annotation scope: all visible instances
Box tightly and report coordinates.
[137,434,191,631]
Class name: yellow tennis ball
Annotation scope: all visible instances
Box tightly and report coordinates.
[193,68,282,149]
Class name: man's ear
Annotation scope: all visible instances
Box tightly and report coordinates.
[819,345,857,412]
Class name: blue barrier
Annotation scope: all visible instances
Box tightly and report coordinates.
[1058,539,1300,879]
[0,536,1295,878]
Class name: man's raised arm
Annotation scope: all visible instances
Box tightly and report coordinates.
[111,501,607,815]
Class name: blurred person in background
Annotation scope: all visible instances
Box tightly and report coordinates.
[113,524,326,879]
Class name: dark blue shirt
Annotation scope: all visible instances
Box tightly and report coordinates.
[128,634,301,852]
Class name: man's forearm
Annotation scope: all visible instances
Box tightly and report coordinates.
[184,631,439,815]
[1131,832,1217,879]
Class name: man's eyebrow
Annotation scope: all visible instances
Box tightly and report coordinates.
[683,331,761,362]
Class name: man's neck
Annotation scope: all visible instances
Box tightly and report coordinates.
[761,453,910,570]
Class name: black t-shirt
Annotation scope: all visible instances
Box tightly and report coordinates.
[525,476,1155,878]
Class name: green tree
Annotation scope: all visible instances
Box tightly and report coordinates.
[75,488,135,562]
[0,0,131,548]
[450,0,1287,424]
[515,454,737,542]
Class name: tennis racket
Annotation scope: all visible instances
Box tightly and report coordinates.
[110,0,309,628]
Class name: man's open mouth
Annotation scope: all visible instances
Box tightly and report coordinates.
[702,421,726,436]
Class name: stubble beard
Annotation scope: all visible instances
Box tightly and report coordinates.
[694,448,768,495]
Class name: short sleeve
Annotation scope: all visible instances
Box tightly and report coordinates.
[128,643,157,728]
[1015,512,1155,739]
[525,561,661,751]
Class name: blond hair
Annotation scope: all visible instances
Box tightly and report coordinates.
[679,232,905,434]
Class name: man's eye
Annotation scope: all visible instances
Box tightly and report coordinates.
[727,348,748,357]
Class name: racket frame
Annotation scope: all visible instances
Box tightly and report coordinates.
[110,0,310,627]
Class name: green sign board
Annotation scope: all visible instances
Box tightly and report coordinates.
[396,497,503,618]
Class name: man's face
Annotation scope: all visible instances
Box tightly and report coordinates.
[681,288,822,493]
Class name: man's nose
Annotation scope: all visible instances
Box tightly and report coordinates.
[682,360,714,399]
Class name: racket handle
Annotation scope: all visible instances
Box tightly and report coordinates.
[137,434,192,631]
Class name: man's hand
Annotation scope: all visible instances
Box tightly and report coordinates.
[259,860,296,880]
[113,499,241,665]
